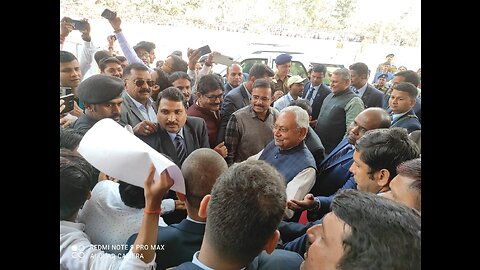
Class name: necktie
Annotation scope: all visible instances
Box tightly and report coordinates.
[306,87,315,103]
[174,134,187,164]
[318,144,354,172]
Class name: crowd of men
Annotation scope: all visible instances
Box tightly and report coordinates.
[60,13,421,270]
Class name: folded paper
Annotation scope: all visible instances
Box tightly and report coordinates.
[77,118,185,194]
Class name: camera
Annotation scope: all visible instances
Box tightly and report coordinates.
[101,8,117,20]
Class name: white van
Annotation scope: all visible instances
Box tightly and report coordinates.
[208,51,345,85]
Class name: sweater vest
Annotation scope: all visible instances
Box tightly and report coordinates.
[233,106,278,162]
[315,90,357,153]
[260,141,316,184]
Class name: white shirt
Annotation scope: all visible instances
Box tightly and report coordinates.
[191,251,214,270]
[127,93,157,122]
[305,85,319,105]
[353,83,367,97]
[273,93,304,112]
[60,220,156,270]
[391,111,409,124]
[191,251,246,270]
[77,180,168,255]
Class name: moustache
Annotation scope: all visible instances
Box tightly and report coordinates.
[139,88,151,93]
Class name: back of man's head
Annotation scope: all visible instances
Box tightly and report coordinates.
[397,158,421,194]
[332,189,421,270]
[249,63,275,80]
[181,148,228,210]
[169,55,188,73]
[362,107,391,129]
[60,128,84,151]
[118,181,145,209]
[289,99,312,117]
[394,70,420,87]
[60,149,93,221]
[356,127,420,181]
[206,160,286,266]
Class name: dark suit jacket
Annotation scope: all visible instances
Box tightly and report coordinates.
[119,91,157,128]
[217,84,250,144]
[282,177,358,256]
[224,83,234,95]
[175,249,303,270]
[360,84,384,108]
[72,114,97,134]
[126,219,205,270]
[309,137,354,197]
[305,127,326,166]
[391,109,421,133]
[302,82,331,120]
[139,116,210,167]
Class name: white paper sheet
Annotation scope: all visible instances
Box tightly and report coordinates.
[77,118,185,194]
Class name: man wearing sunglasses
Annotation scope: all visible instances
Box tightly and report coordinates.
[120,63,159,136]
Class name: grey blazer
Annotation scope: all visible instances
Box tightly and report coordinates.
[119,91,158,128]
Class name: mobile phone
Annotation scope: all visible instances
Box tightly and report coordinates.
[60,94,75,114]
[196,45,211,56]
[60,86,72,96]
[68,19,88,31]
[101,8,117,20]
[212,54,234,66]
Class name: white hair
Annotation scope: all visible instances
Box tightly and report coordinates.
[280,106,309,130]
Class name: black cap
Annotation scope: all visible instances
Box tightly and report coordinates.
[77,75,124,104]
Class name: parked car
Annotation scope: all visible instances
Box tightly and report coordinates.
[207,51,345,85]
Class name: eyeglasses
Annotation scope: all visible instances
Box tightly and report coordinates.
[131,79,155,87]
[203,94,224,101]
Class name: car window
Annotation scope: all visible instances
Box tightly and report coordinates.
[241,58,268,74]
[290,61,308,78]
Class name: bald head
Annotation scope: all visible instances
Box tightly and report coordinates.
[347,107,391,145]
[181,148,228,209]
[227,63,243,88]
[361,107,391,128]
